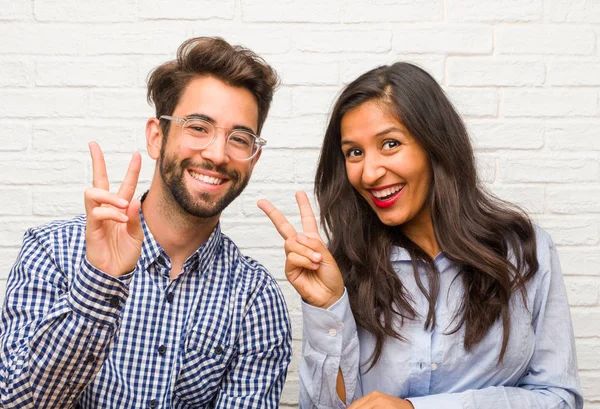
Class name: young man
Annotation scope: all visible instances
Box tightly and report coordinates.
[0,37,291,409]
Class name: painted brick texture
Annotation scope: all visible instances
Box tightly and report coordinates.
[1,0,599,406]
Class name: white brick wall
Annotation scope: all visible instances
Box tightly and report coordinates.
[1,0,599,406]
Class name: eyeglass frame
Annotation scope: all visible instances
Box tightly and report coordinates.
[159,115,267,161]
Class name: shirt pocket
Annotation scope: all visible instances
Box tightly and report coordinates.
[456,306,533,371]
[173,329,235,407]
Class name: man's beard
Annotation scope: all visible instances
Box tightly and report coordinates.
[159,152,250,219]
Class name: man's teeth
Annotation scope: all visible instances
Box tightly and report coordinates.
[372,185,403,199]
[189,171,223,185]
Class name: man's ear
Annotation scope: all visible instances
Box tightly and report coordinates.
[146,117,162,160]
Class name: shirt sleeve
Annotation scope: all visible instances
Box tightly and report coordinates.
[214,278,292,409]
[408,230,583,409]
[299,288,360,409]
[0,228,133,409]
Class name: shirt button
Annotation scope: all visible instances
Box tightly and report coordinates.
[148,399,157,408]
[431,363,438,371]
[86,354,96,364]
[166,292,174,303]
[109,296,120,308]
[328,329,337,336]
[158,345,166,355]
[214,346,224,355]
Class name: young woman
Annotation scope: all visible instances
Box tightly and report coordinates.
[258,62,582,409]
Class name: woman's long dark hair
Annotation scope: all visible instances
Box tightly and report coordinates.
[315,62,538,370]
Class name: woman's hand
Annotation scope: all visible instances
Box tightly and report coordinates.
[348,392,415,409]
[84,142,144,277]
[258,191,344,309]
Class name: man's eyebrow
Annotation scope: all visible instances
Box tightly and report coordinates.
[185,113,257,135]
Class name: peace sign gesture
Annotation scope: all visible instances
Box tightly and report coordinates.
[258,191,344,309]
[84,142,144,277]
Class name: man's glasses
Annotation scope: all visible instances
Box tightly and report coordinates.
[160,115,266,161]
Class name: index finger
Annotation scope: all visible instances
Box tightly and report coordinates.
[295,191,319,235]
[117,152,142,201]
[89,141,109,190]
[257,199,297,240]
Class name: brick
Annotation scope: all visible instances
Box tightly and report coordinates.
[447,0,542,22]
[0,89,87,118]
[558,247,600,276]
[0,0,32,20]
[0,122,31,151]
[467,120,544,150]
[261,115,328,149]
[500,155,599,183]
[495,25,595,55]
[547,61,600,86]
[191,27,293,55]
[0,220,41,247]
[0,280,5,306]
[268,87,292,118]
[292,87,340,116]
[0,159,85,185]
[35,0,136,22]
[546,122,600,151]
[86,24,187,55]
[487,184,545,214]
[240,185,317,218]
[0,24,84,55]
[447,58,545,87]
[222,219,291,248]
[270,58,339,86]
[341,0,442,22]
[250,150,296,183]
[547,187,600,214]
[446,88,498,118]
[549,0,600,23]
[0,60,34,87]
[536,218,599,246]
[393,25,492,54]
[280,376,300,405]
[476,153,496,183]
[36,58,138,87]
[33,188,84,217]
[341,55,445,85]
[294,28,391,53]
[580,372,600,400]
[577,339,600,370]
[242,0,340,22]
[33,122,138,153]
[136,55,173,88]
[572,309,600,338]
[502,89,597,117]
[294,150,321,183]
[90,89,154,118]
[0,248,21,280]
[0,188,32,215]
[86,152,154,185]
[565,278,599,306]
[140,0,234,19]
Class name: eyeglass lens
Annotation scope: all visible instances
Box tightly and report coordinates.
[182,119,259,159]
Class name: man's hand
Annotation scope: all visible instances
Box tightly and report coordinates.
[84,142,144,277]
[347,391,415,409]
[258,191,344,309]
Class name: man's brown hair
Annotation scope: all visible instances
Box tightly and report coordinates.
[147,36,279,136]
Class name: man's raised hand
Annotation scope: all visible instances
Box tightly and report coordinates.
[257,191,344,309]
[84,142,143,277]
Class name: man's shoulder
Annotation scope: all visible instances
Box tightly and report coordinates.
[26,215,87,245]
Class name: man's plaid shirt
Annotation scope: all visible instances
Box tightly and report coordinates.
[0,212,291,408]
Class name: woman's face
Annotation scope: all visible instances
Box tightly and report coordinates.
[341,100,432,230]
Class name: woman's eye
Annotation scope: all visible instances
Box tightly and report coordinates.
[382,140,400,150]
[345,148,362,158]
